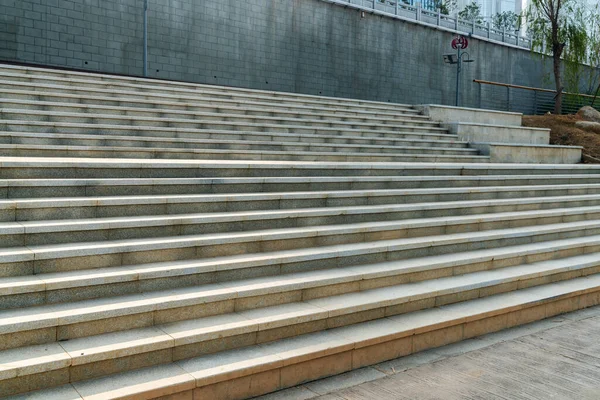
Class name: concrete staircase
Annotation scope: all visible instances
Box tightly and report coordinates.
[0,64,599,400]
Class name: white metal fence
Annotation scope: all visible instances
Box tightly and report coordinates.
[326,0,532,49]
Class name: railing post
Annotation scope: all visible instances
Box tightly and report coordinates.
[395,0,399,15]
[478,81,482,109]
[437,9,441,26]
[515,33,519,46]
[471,19,475,34]
[143,0,148,77]
[455,16,458,30]
[487,22,490,38]
[506,86,511,111]
[416,2,421,21]
[502,26,506,43]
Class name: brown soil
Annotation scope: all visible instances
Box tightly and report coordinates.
[522,114,600,163]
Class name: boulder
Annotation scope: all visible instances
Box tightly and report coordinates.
[577,106,600,123]
[575,120,600,134]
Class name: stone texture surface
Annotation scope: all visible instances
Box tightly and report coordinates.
[577,106,600,123]
[575,121,600,133]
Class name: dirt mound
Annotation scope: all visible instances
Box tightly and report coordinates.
[522,113,600,163]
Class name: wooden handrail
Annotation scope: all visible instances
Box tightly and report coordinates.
[473,79,595,99]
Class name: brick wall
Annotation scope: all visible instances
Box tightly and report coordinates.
[0,0,564,110]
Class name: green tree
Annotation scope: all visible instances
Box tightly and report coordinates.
[432,0,457,15]
[458,1,483,24]
[492,11,520,31]
[525,0,594,114]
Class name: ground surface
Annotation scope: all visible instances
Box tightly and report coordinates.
[256,305,600,400]
[523,114,600,162]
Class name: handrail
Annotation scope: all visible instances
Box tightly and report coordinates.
[474,79,595,99]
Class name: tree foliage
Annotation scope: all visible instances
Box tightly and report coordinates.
[458,2,483,24]
[492,11,520,31]
[525,0,597,113]
[432,0,457,15]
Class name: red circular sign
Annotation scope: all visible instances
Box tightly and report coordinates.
[451,36,469,50]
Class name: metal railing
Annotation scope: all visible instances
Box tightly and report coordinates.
[326,0,532,49]
[474,79,600,115]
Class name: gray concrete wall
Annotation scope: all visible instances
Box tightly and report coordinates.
[0,0,563,109]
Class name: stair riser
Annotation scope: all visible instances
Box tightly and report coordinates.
[1,265,598,399]
[4,220,600,279]
[2,237,596,312]
[0,96,423,121]
[0,146,477,161]
[4,207,600,248]
[2,182,599,200]
[0,134,471,150]
[4,165,600,180]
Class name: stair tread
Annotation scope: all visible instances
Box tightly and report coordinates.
[2,156,597,169]
[2,190,600,210]
[0,143,480,155]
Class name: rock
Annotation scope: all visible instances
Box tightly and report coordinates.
[575,120,600,134]
[577,106,600,123]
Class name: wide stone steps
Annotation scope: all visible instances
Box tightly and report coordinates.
[0,77,416,116]
[0,81,423,117]
[0,68,420,112]
[0,144,482,163]
[2,158,600,180]
[0,99,436,127]
[0,111,448,139]
[0,189,597,222]
[7,234,596,342]
[6,273,596,400]
[3,216,600,278]
[0,109,444,134]
[1,250,599,397]
[1,64,599,399]
[0,131,470,151]
[2,203,600,248]
[0,124,457,146]
[0,94,426,122]
[2,230,597,312]
[2,177,600,200]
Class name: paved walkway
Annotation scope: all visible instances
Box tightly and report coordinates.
[256,305,600,400]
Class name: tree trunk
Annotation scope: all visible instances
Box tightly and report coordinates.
[553,53,563,114]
